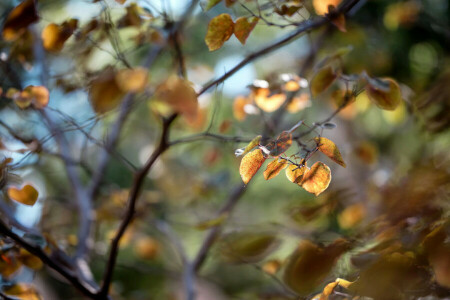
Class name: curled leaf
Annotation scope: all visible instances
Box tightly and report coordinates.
[205,13,234,51]
[234,17,258,45]
[314,137,346,167]
[366,77,402,111]
[239,149,266,184]
[7,184,39,206]
[2,0,39,41]
[264,159,287,180]
[310,66,337,98]
[300,162,331,196]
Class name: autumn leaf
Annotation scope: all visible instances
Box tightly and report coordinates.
[338,203,366,229]
[300,162,331,196]
[205,13,234,51]
[314,137,346,167]
[285,164,307,184]
[313,278,353,300]
[89,68,124,114]
[7,184,39,206]
[313,0,342,15]
[21,85,49,109]
[134,237,160,260]
[18,249,43,270]
[264,159,287,180]
[220,231,280,263]
[204,0,222,11]
[261,131,292,157]
[239,149,266,184]
[283,239,351,295]
[154,75,198,122]
[234,17,258,45]
[3,283,41,300]
[2,0,39,41]
[366,77,402,110]
[254,92,286,112]
[235,135,262,157]
[233,95,250,121]
[116,67,149,92]
[310,66,337,98]
[41,19,78,52]
[331,13,347,32]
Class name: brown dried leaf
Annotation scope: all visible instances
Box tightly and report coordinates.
[205,13,234,51]
[234,17,258,45]
[2,0,39,41]
[239,149,266,184]
[314,137,346,167]
[300,162,331,196]
[264,159,287,180]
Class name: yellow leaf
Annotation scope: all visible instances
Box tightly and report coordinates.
[238,135,262,157]
[262,131,292,157]
[220,231,280,263]
[310,66,337,98]
[41,19,78,52]
[263,259,282,275]
[205,13,234,51]
[2,0,39,41]
[286,93,310,113]
[264,159,287,180]
[234,17,258,45]
[300,162,331,196]
[155,75,198,122]
[89,68,124,114]
[318,278,354,300]
[233,95,250,121]
[134,237,160,260]
[314,137,346,167]
[366,77,402,110]
[116,67,149,92]
[239,149,266,184]
[338,203,366,229]
[21,85,49,109]
[7,184,39,206]
[285,164,307,184]
[283,239,351,295]
[254,92,286,112]
[313,0,342,15]
[3,283,41,300]
[18,249,43,270]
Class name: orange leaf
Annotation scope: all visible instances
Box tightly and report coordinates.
[262,131,292,157]
[314,137,346,167]
[205,13,234,51]
[89,68,124,114]
[300,162,331,196]
[366,77,402,110]
[41,19,78,52]
[264,159,287,180]
[7,184,39,206]
[155,75,198,122]
[239,149,266,184]
[331,13,346,32]
[234,17,258,45]
[115,67,149,92]
[2,0,39,41]
[233,95,250,121]
[3,283,41,300]
[254,92,286,112]
[21,85,49,109]
[310,66,337,98]
[285,164,307,184]
[338,203,366,229]
[313,0,342,15]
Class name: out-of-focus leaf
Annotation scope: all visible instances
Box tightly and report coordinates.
[300,162,331,196]
[310,66,337,98]
[18,249,43,270]
[354,141,378,164]
[263,259,281,275]
[154,75,198,122]
[283,239,351,295]
[285,164,307,184]
[331,13,346,32]
[423,226,450,289]
[118,3,149,28]
[220,231,281,263]
[313,0,342,15]
[3,283,40,300]
[366,77,402,110]
[286,93,310,113]
[195,213,228,230]
[312,278,353,300]
[205,13,234,51]
[275,4,303,16]
[233,95,250,121]
[234,17,258,45]
[41,19,78,52]
[7,184,39,206]
[89,68,124,114]
[338,203,366,229]
[203,0,222,11]
[116,67,149,92]
[254,91,286,112]
[21,85,49,109]
[239,149,266,184]
[2,0,39,41]
[0,253,21,278]
[134,237,160,260]
[264,159,287,180]
[314,137,346,167]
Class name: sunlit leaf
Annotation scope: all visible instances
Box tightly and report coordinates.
[313,278,354,300]
[239,149,266,184]
[300,162,331,196]
[155,75,198,122]
[313,0,342,15]
[7,184,39,206]
[254,92,286,112]
[3,283,40,300]
[2,0,39,41]
[41,19,78,52]
[116,67,149,92]
[134,237,160,260]
[310,66,337,98]
[234,17,258,45]
[283,239,351,295]
[286,93,311,113]
[21,85,49,109]
[263,259,282,275]
[264,159,287,180]
[220,231,280,263]
[285,164,307,184]
[366,77,402,110]
[205,13,234,51]
[314,137,346,167]
[338,203,366,229]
